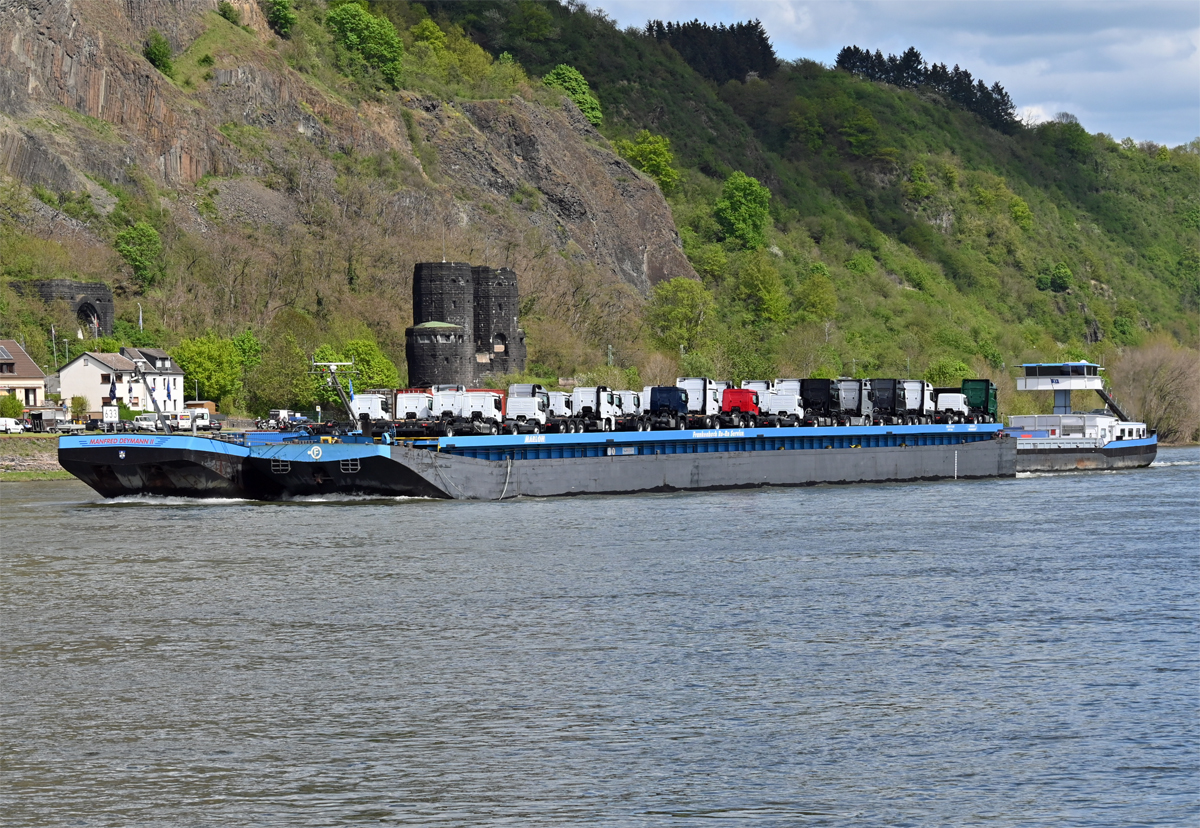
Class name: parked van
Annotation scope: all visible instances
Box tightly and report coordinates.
[0,417,24,434]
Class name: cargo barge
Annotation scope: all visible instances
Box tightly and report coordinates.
[1008,362,1156,472]
[60,423,1015,501]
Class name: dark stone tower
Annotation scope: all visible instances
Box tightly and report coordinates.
[405,261,527,387]
[413,262,474,341]
[405,322,470,388]
[471,266,525,378]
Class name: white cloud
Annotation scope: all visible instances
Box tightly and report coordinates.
[591,0,1200,145]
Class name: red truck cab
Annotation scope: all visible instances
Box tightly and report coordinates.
[719,389,761,427]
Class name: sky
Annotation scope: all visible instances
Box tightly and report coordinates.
[587,0,1200,147]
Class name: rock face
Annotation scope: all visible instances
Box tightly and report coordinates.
[444,98,696,293]
[0,0,696,294]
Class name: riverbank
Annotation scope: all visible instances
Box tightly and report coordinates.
[0,434,66,481]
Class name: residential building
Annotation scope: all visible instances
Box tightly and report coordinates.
[57,349,184,415]
[0,339,46,408]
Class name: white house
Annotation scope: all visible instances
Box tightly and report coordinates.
[57,348,184,415]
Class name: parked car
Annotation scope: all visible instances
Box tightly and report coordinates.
[0,417,25,434]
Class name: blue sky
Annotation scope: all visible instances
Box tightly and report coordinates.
[588,0,1200,147]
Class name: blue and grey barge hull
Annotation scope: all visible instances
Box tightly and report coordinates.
[248,424,1015,500]
[57,433,284,499]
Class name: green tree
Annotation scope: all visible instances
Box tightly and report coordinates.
[796,264,838,321]
[735,253,790,329]
[143,29,172,77]
[903,163,935,200]
[245,332,315,416]
[171,334,243,402]
[311,340,398,406]
[326,3,405,88]
[1049,262,1073,292]
[614,130,680,192]
[340,339,400,389]
[713,171,771,249]
[232,329,262,371]
[0,393,23,418]
[646,277,714,353]
[113,221,163,288]
[924,357,972,386]
[1010,197,1034,231]
[543,64,602,126]
[264,0,297,37]
[409,18,447,51]
[70,395,89,421]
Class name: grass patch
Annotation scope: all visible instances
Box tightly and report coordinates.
[0,470,74,482]
[173,11,274,91]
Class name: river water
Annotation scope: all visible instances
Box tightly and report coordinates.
[2,448,1197,827]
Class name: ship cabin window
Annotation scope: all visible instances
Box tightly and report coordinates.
[1024,364,1100,377]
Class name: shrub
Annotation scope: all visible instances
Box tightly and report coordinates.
[70,396,89,421]
[264,0,297,38]
[1010,197,1034,231]
[1049,262,1073,292]
[326,3,405,88]
[143,29,173,77]
[216,1,240,26]
[0,393,23,418]
[614,130,680,192]
[543,64,602,126]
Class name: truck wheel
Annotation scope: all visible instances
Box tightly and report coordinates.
[510,424,519,435]
[444,425,455,438]
[489,423,499,435]
[531,424,540,434]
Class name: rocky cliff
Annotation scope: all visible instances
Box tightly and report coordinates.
[0,0,696,296]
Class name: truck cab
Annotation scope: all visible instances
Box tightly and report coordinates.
[719,388,761,427]
[676,377,726,428]
[960,378,998,423]
[614,390,646,431]
[643,386,689,430]
[799,379,840,427]
[506,384,549,434]
[570,386,620,432]
[935,392,970,424]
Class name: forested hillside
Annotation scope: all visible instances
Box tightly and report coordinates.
[1,0,1196,437]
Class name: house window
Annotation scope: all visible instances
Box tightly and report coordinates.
[0,363,14,374]
[100,374,111,383]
